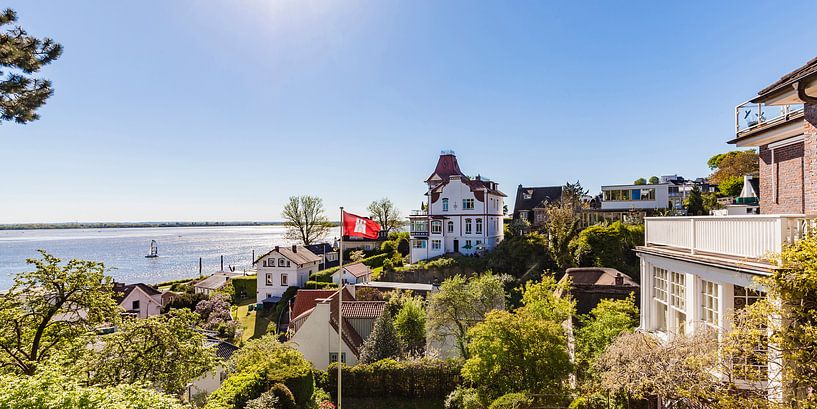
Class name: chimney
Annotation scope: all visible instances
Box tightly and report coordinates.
[292,245,297,253]
[614,273,624,286]
[275,246,280,252]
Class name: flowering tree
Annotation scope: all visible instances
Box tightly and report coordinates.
[196,293,237,338]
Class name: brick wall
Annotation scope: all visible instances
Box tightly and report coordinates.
[804,104,817,214]
[759,141,805,214]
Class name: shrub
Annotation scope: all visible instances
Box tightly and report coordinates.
[359,312,401,364]
[445,387,484,409]
[326,359,462,399]
[267,383,296,409]
[245,390,280,409]
[232,276,257,301]
[163,291,208,313]
[570,222,643,278]
[305,281,337,289]
[488,393,534,409]
[206,370,267,409]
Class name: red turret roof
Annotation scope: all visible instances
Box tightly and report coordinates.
[426,153,464,182]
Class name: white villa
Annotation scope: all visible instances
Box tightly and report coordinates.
[254,245,321,303]
[637,56,817,401]
[409,151,506,263]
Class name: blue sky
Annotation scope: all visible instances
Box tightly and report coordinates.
[2,1,816,223]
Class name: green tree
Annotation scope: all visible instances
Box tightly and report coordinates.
[0,9,63,125]
[0,364,183,408]
[708,150,759,184]
[83,310,216,394]
[544,202,582,271]
[486,232,549,278]
[461,276,573,402]
[427,274,506,359]
[359,311,401,364]
[684,186,705,215]
[571,222,644,278]
[0,251,119,375]
[648,176,660,184]
[281,195,332,245]
[574,296,639,380]
[633,178,647,185]
[368,197,404,233]
[394,297,426,355]
[718,175,744,197]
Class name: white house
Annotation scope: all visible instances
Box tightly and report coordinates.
[636,56,817,402]
[113,283,164,319]
[331,262,372,285]
[193,271,243,297]
[288,288,385,369]
[600,183,670,211]
[185,333,239,402]
[409,150,506,263]
[254,245,321,303]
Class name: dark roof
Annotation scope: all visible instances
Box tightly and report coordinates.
[305,243,335,255]
[254,245,321,265]
[564,267,638,286]
[754,56,817,102]
[200,332,239,360]
[513,185,563,214]
[426,153,464,182]
[113,283,162,304]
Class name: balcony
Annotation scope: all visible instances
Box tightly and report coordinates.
[644,215,808,261]
[735,100,804,139]
[410,219,428,237]
[409,209,427,217]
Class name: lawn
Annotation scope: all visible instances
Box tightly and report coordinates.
[342,398,443,409]
[233,297,274,342]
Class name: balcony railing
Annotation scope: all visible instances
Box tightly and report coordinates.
[410,210,427,217]
[645,215,808,260]
[735,100,804,137]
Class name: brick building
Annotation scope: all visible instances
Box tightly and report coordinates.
[729,56,817,215]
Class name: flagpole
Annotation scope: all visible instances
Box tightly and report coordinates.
[338,206,344,409]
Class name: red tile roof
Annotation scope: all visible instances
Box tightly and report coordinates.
[290,288,353,319]
[426,153,464,182]
[341,301,385,319]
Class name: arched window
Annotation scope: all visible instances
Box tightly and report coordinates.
[476,218,483,234]
[447,221,454,233]
[465,218,472,234]
[442,198,449,211]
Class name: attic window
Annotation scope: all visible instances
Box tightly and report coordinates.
[523,190,532,200]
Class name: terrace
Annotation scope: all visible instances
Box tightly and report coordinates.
[735,100,804,139]
[644,215,809,262]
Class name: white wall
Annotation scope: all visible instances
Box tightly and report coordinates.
[256,252,319,303]
[120,287,163,319]
[290,303,358,369]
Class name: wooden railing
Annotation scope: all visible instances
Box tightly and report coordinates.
[645,215,808,259]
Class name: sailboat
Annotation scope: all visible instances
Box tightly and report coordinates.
[145,240,158,258]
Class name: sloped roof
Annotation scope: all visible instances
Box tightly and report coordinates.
[565,267,638,286]
[426,153,464,182]
[305,243,335,255]
[254,246,322,265]
[340,262,371,278]
[194,273,233,290]
[290,288,353,318]
[755,56,817,101]
[113,283,162,304]
[513,185,563,213]
[341,301,385,319]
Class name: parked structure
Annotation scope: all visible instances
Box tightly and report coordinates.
[113,282,165,318]
[254,245,322,303]
[637,56,817,400]
[409,151,506,263]
[288,288,385,369]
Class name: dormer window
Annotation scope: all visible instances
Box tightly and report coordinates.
[522,190,532,200]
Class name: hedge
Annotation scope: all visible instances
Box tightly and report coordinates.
[305,281,338,289]
[310,253,390,282]
[231,276,257,301]
[322,359,462,399]
[205,370,267,409]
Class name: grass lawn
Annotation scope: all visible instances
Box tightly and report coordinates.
[342,398,443,409]
[233,297,273,342]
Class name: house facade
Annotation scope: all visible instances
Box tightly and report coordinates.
[288,289,385,369]
[113,283,164,319]
[254,245,321,303]
[601,183,670,211]
[331,262,372,285]
[512,185,563,228]
[637,56,817,401]
[409,151,506,263]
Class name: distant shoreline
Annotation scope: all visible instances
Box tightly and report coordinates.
[0,221,285,231]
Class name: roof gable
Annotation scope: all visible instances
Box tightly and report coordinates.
[255,246,322,265]
[340,262,371,278]
[513,185,563,213]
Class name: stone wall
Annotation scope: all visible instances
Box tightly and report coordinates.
[759,141,805,214]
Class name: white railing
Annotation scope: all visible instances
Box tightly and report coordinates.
[645,215,808,259]
[735,100,804,136]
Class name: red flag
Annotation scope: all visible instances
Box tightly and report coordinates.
[342,211,381,239]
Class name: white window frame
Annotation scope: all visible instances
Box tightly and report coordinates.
[701,280,719,328]
[280,274,288,286]
[442,198,449,212]
[431,220,442,234]
[447,221,454,233]
[465,218,472,234]
[431,240,441,250]
[476,218,483,234]
[266,273,273,286]
[463,199,475,210]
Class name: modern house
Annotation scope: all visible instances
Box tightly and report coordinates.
[409,151,506,263]
[113,282,164,319]
[661,175,718,211]
[601,183,670,211]
[305,242,339,270]
[254,245,322,303]
[637,56,817,401]
[512,185,563,228]
[331,262,372,285]
[288,288,385,369]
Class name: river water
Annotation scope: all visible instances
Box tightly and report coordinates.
[0,226,341,289]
